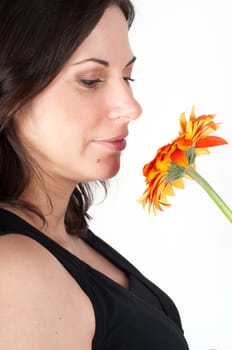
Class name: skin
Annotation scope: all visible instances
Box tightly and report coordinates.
[0,5,142,349]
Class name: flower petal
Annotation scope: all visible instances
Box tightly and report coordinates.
[172,178,185,189]
[171,149,189,168]
[196,136,228,148]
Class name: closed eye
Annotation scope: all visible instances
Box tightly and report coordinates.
[124,77,135,86]
[79,77,135,89]
[80,78,105,88]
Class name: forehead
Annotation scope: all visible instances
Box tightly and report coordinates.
[69,6,133,65]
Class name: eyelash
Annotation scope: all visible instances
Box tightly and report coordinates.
[79,77,135,88]
[124,77,135,85]
[80,78,104,88]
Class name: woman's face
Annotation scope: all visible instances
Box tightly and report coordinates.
[17,6,142,185]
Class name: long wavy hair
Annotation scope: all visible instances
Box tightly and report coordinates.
[0,0,135,237]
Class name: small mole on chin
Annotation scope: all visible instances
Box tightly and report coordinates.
[96,158,101,163]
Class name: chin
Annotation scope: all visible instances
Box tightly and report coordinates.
[102,166,120,180]
[96,158,121,180]
[82,154,121,182]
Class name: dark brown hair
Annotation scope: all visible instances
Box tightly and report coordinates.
[0,0,135,236]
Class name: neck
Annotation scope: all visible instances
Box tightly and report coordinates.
[17,175,78,241]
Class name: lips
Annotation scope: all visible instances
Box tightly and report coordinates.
[93,135,128,152]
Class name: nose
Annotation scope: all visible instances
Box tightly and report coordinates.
[107,82,142,121]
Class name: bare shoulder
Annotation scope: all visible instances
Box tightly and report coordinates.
[0,234,95,350]
[0,233,63,284]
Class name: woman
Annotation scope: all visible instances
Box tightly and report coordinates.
[0,0,189,349]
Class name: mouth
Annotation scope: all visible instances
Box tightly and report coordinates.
[93,135,128,152]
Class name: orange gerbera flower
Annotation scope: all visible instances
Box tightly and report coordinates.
[138,106,229,215]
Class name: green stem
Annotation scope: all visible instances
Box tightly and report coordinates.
[185,166,232,223]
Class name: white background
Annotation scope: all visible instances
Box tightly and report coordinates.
[89,1,232,349]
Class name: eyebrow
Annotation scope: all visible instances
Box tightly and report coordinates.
[73,56,137,67]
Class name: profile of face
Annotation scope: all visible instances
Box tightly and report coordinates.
[17,5,142,186]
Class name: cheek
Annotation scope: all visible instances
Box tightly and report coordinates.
[21,84,108,153]
[51,88,105,130]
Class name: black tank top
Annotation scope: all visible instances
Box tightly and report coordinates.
[0,208,189,349]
